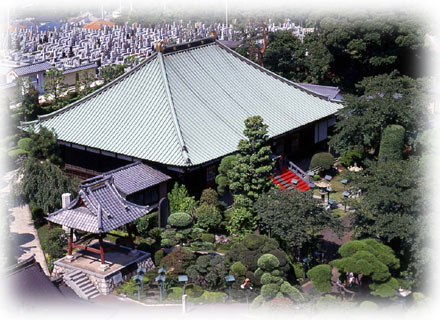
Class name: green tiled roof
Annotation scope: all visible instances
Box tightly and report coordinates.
[21,39,342,167]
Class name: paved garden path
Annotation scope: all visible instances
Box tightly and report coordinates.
[1,170,50,276]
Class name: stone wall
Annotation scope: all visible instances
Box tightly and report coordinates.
[54,255,155,296]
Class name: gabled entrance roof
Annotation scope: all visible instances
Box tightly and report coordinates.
[21,38,342,167]
[47,176,153,233]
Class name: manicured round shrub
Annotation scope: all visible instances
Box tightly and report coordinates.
[254,268,264,279]
[339,147,363,167]
[148,227,163,239]
[167,212,193,228]
[280,282,305,302]
[195,204,222,230]
[261,283,280,300]
[313,174,321,181]
[231,261,247,277]
[307,264,333,292]
[251,294,265,308]
[200,188,219,206]
[201,233,215,243]
[241,251,259,270]
[310,152,334,171]
[257,254,280,271]
[269,249,288,267]
[261,238,279,252]
[260,272,273,285]
[271,270,281,277]
[378,124,405,161]
[17,137,32,152]
[196,255,211,271]
[243,234,265,250]
[135,215,149,237]
[154,249,165,266]
[190,227,205,239]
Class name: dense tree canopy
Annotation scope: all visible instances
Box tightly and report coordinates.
[13,157,80,213]
[328,72,426,155]
[347,157,428,288]
[244,12,428,93]
[254,189,341,255]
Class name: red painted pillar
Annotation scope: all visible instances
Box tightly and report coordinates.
[68,228,73,256]
[98,235,105,265]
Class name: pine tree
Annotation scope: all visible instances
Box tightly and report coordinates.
[228,116,274,208]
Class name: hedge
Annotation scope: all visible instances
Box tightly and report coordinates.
[378,124,405,161]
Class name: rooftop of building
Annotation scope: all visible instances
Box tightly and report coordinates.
[21,37,342,167]
[46,176,154,233]
[84,161,171,197]
[11,61,53,76]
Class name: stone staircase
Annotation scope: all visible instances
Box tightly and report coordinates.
[64,270,100,300]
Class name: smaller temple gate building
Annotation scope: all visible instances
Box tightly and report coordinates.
[47,175,156,298]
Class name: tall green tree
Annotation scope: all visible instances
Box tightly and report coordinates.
[44,68,67,105]
[348,157,428,288]
[13,157,80,213]
[15,78,42,122]
[228,116,274,208]
[79,70,95,97]
[263,30,306,82]
[26,127,62,166]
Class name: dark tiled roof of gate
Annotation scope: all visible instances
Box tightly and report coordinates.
[46,176,154,233]
[96,162,171,196]
[11,61,53,76]
[62,63,97,75]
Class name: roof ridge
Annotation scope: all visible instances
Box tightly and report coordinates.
[19,52,159,128]
[158,52,192,165]
[215,40,344,104]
